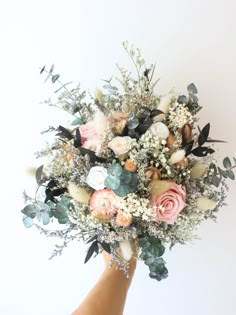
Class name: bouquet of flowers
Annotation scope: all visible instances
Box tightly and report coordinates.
[21,42,236,281]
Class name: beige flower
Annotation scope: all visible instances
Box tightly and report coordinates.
[94,88,105,105]
[158,95,172,113]
[196,197,217,210]
[190,164,207,179]
[68,182,91,204]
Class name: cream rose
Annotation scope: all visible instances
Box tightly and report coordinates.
[108,136,132,156]
[148,122,170,140]
[151,181,186,224]
[86,166,108,190]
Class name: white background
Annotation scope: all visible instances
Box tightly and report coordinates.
[0,1,236,314]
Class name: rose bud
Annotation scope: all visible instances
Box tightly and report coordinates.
[167,133,176,149]
[145,166,161,181]
[124,159,137,172]
[181,123,192,143]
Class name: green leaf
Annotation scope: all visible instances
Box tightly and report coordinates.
[51,74,60,83]
[211,175,221,187]
[223,157,232,169]
[187,83,198,94]
[191,146,214,157]
[21,204,37,219]
[177,95,188,105]
[71,117,82,126]
[105,175,120,190]
[108,163,123,176]
[22,215,34,228]
[84,241,99,264]
[233,157,236,164]
[35,165,44,184]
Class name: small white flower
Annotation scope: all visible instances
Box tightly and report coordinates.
[169,149,186,165]
[148,122,170,140]
[86,166,108,190]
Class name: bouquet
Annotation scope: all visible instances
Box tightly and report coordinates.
[21,42,236,281]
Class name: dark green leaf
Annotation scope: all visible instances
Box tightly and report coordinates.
[150,109,164,118]
[191,146,215,157]
[198,123,210,146]
[40,65,46,74]
[51,74,60,83]
[56,125,73,140]
[84,241,99,264]
[74,128,82,148]
[184,140,194,156]
[137,118,152,134]
[86,235,97,244]
[71,117,82,126]
[187,83,198,94]
[100,242,111,254]
[206,139,227,143]
[35,165,44,184]
[223,157,232,169]
[23,215,34,228]
[21,204,37,219]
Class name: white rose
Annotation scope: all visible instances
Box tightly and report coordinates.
[196,197,217,210]
[86,166,108,190]
[158,95,172,113]
[148,122,170,140]
[108,136,132,156]
[169,149,186,165]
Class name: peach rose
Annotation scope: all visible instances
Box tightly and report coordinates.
[108,136,132,157]
[151,182,186,224]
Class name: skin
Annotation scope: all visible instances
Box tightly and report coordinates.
[71,247,137,315]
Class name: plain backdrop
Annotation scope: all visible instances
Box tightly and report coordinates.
[0,1,236,314]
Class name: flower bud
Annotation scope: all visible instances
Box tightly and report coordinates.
[145,167,161,181]
[124,159,137,172]
[181,123,192,143]
[167,133,176,149]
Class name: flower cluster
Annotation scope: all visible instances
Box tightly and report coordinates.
[21,43,236,281]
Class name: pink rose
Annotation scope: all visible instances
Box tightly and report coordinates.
[79,121,101,152]
[151,182,186,224]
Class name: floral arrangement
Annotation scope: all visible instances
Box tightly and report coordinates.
[21,42,236,281]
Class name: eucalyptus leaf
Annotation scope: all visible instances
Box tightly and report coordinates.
[49,64,54,74]
[226,169,235,180]
[187,83,198,94]
[223,157,232,169]
[71,117,82,126]
[51,74,60,83]
[177,95,188,105]
[21,204,37,219]
[58,216,69,224]
[22,216,34,228]
[35,165,44,184]
[40,65,46,74]
[41,211,50,225]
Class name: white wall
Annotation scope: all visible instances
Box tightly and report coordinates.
[0,1,236,314]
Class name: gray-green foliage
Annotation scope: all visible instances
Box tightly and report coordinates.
[139,235,168,281]
[104,163,138,197]
[21,196,71,228]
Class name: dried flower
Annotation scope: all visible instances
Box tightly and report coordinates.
[145,167,161,181]
[196,197,217,210]
[68,182,91,204]
[190,163,207,179]
[116,211,132,227]
[124,159,137,172]
[86,166,108,190]
[90,189,120,215]
[169,149,186,165]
